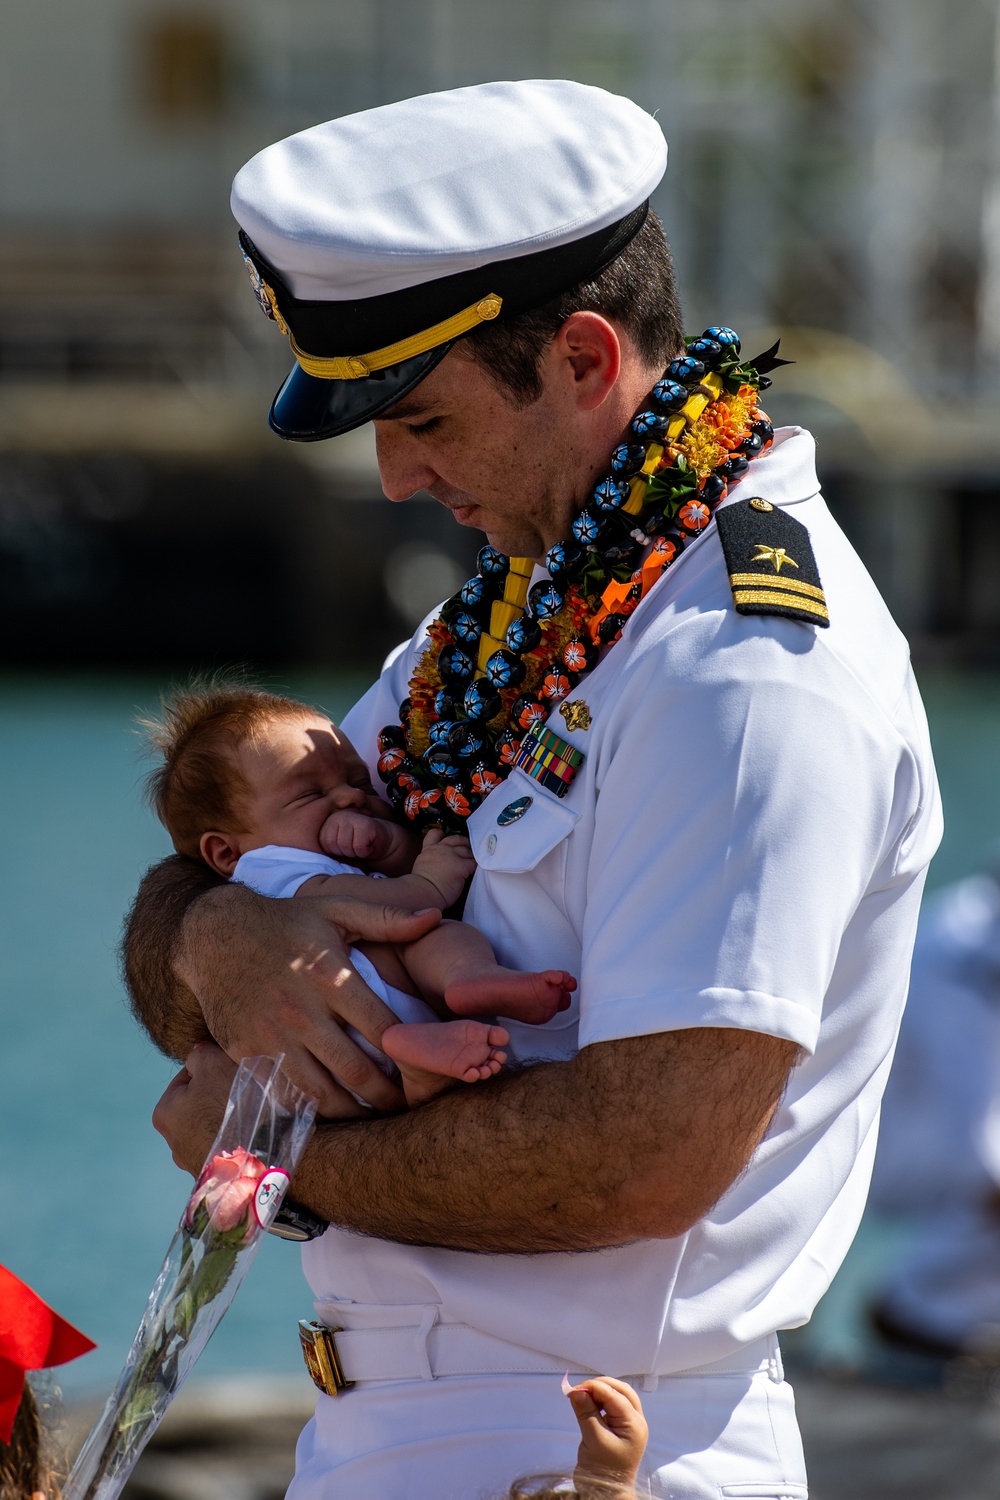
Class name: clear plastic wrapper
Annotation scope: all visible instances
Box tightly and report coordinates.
[64,1055,316,1500]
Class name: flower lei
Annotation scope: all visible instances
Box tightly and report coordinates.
[377,326,775,832]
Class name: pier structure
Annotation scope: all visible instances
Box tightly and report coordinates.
[3,0,1000,665]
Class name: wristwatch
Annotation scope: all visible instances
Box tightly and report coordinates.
[268,1199,329,1241]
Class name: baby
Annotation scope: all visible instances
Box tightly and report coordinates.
[143,683,575,1106]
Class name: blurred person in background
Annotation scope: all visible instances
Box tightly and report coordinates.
[868,855,1000,1362]
[0,1266,96,1500]
[125,81,941,1498]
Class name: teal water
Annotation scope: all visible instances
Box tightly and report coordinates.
[1,667,999,1397]
[0,672,372,1398]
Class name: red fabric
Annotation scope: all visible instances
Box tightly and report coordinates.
[0,1266,96,1443]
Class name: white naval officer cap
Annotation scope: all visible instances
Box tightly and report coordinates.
[231,79,667,441]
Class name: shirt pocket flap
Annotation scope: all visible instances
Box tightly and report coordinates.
[468,770,579,874]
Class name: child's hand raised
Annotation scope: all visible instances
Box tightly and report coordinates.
[566,1376,648,1498]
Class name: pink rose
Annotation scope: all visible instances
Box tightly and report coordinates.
[186,1147,267,1233]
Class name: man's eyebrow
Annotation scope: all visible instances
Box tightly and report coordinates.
[376,396,438,421]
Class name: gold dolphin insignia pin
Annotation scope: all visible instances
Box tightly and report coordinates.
[559,700,592,732]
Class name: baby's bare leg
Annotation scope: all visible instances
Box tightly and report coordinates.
[353,940,421,998]
[353,940,507,1107]
[400,920,576,1026]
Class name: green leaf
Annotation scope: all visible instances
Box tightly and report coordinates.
[185,1201,210,1239]
[119,1383,162,1433]
[173,1289,198,1342]
[645,467,698,513]
[185,1244,240,1311]
[215,1216,254,1248]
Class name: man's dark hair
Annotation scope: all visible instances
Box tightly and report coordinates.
[466,209,683,405]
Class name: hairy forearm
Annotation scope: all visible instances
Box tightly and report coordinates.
[291,1029,798,1253]
[121,855,226,1059]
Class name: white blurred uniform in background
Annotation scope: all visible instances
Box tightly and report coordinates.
[870,869,1000,1356]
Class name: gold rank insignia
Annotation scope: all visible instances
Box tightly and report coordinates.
[716,498,829,628]
[559,699,592,732]
[751,545,799,574]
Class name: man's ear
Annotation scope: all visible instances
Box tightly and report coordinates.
[551,310,622,410]
[199,832,241,877]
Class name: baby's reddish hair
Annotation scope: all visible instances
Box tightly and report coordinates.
[142,679,321,860]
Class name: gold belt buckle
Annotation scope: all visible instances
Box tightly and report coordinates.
[298,1318,355,1395]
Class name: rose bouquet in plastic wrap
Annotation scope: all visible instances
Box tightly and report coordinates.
[64,1055,316,1500]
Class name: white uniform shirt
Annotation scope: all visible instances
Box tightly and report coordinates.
[303,427,942,1375]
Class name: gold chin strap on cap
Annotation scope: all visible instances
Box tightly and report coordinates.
[288,293,504,380]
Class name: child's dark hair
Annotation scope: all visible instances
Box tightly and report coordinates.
[1,1383,57,1500]
[141,677,322,860]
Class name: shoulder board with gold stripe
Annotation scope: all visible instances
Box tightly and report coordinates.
[716,497,829,628]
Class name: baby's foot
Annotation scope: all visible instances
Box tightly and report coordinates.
[381,1020,509,1106]
[445,969,577,1026]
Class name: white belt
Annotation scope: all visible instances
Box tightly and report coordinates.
[304,1304,782,1392]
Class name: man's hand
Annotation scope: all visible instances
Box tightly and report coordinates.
[175,883,441,1116]
[410,829,477,907]
[152,1042,238,1175]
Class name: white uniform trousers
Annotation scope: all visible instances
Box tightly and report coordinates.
[287,1346,808,1500]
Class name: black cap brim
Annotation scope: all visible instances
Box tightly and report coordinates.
[258,202,651,442]
[268,342,454,441]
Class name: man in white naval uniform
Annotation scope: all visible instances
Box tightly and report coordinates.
[130,81,942,1498]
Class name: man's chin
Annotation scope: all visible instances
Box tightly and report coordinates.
[471,518,538,559]
[441,501,539,559]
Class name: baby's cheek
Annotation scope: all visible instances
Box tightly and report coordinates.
[366,794,397,823]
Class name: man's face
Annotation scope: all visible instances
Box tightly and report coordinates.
[372,341,609,560]
[233,713,391,856]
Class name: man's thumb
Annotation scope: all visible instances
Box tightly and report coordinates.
[374,904,442,940]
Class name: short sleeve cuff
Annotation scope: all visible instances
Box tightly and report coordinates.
[578,986,821,1057]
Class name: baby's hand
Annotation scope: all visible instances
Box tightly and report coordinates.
[319,807,398,865]
[412,828,476,907]
[567,1376,648,1496]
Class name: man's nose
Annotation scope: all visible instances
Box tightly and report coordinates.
[374,426,438,502]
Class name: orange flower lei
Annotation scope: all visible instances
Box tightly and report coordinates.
[380,327,776,829]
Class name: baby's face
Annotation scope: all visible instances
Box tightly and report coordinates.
[234,712,392,855]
